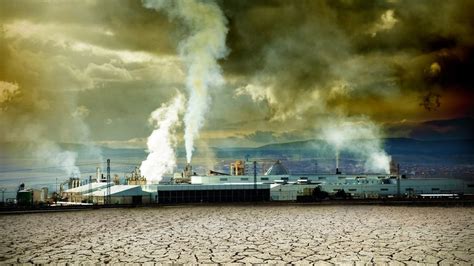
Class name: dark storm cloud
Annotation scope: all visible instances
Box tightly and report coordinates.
[221,0,474,119]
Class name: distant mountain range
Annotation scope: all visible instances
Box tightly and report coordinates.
[388,117,474,140]
[254,138,474,155]
[2,138,473,159]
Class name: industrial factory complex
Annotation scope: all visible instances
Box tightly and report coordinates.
[24,158,470,206]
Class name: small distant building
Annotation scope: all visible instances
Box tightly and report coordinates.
[230,160,245,175]
[126,167,147,185]
[16,189,44,205]
[17,190,33,206]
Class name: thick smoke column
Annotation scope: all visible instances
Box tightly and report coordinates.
[321,117,391,174]
[140,93,184,183]
[143,0,228,163]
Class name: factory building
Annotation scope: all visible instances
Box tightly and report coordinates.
[179,159,474,201]
[60,160,474,205]
[319,177,469,198]
[190,173,474,200]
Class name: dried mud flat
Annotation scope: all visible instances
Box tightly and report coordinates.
[0,205,473,265]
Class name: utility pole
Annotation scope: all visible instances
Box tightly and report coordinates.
[397,163,401,198]
[314,159,318,174]
[106,159,111,205]
[89,175,92,204]
[253,161,257,201]
[0,187,5,205]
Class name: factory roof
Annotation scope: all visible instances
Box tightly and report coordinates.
[64,182,112,193]
[85,185,150,197]
[157,183,271,191]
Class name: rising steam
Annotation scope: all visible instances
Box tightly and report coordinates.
[143,0,228,163]
[35,141,81,178]
[140,93,184,183]
[321,117,391,173]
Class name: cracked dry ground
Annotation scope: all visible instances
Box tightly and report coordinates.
[1,206,473,265]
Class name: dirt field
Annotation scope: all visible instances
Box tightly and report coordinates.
[1,205,473,264]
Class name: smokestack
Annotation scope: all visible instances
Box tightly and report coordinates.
[183,163,193,178]
[253,161,257,201]
[396,163,401,198]
[389,158,401,176]
[106,159,111,205]
[96,167,101,183]
[107,159,111,182]
[335,150,341,174]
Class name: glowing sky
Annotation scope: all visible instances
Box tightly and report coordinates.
[1,0,473,150]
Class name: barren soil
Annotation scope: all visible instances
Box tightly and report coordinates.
[1,205,473,264]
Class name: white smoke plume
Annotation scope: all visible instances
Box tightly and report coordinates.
[320,117,391,174]
[140,93,185,184]
[143,0,229,163]
[35,141,81,178]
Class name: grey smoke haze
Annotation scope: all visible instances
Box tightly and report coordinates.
[227,0,474,122]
